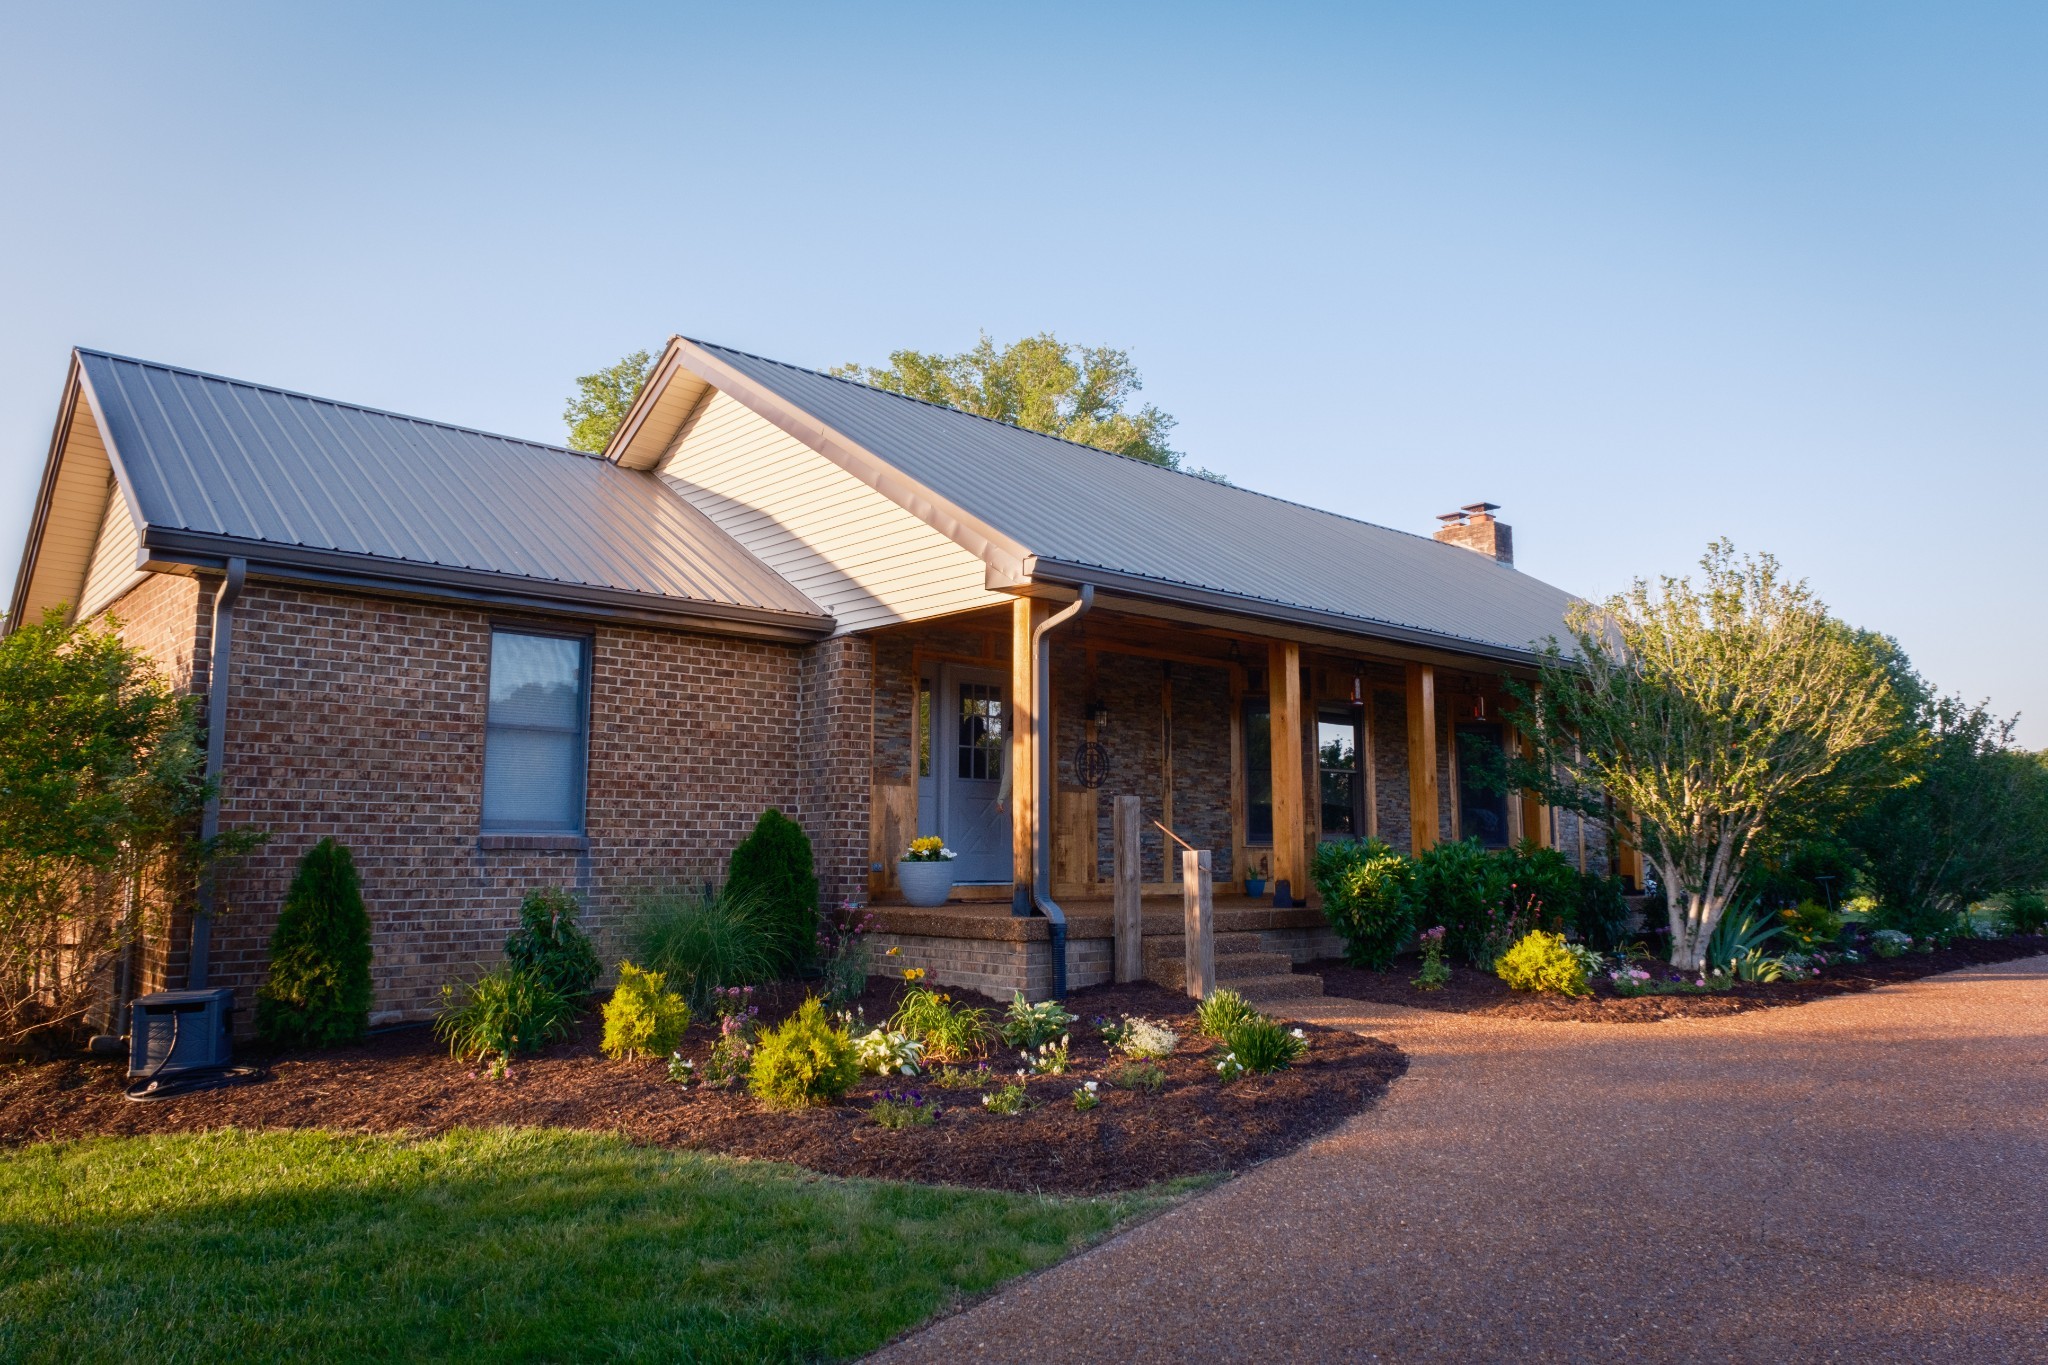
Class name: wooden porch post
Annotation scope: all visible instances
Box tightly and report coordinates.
[1405,662,1440,853]
[1517,725,1549,849]
[1010,598,1047,913]
[1267,640,1305,905]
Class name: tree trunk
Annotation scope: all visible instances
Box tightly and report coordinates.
[1665,830,1743,972]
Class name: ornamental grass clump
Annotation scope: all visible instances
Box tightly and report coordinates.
[1194,987,1259,1039]
[748,997,860,1108]
[627,881,776,1013]
[1112,1060,1166,1093]
[1494,930,1589,997]
[889,985,990,1061]
[601,962,693,1060]
[504,887,601,999]
[1218,1015,1309,1077]
[435,963,576,1073]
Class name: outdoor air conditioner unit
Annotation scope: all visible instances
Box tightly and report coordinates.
[129,988,236,1082]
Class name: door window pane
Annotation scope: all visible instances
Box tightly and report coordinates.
[483,631,588,832]
[1318,706,1361,838]
[956,683,1004,781]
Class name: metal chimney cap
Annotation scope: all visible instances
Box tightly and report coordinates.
[1460,501,1501,515]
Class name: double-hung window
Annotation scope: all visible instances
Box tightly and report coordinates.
[482,629,590,834]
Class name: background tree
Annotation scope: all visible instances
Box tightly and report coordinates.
[562,349,654,453]
[833,332,1219,476]
[1846,693,2048,934]
[0,609,213,1044]
[1515,542,1908,970]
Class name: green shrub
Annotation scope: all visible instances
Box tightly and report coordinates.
[998,991,1076,1048]
[1112,1060,1166,1093]
[748,997,859,1108]
[1312,838,1415,969]
[1776,900,1844,953]
[256,839,374,1047]
[1195,987,1259,1039]
[627,882,775,1012]
[1868,897,1965,943]
[726,810,819,971]
[1575,872,1633,953]
[1996,890,2047,936]
[435,964,575,1066]
[1871,928,1913,958]
[889,986,989,1061]
[601,962,693,1060]
[1412,838,1511,965]
[1219,1014,1308,1076]
[1498,840,1580,937]
[1494,930,1588,996]
[869,1088,934,1128]
[505,887,601,998]
[979,1080,1029,1115]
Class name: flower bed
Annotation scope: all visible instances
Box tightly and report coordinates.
[0,981,1405,1195]
[1305,933,2048,1023]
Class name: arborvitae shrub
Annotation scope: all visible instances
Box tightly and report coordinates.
[256,838,374,1047]
[1494,930,1589,997]
[726,809,818,971]
[505,886,601,998]
[748,997,858,1108]
[600,962,693,1060]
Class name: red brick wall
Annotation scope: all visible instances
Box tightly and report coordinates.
[101,576,864,1024]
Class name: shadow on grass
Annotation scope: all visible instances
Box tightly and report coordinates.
[0,1127,1201,1364]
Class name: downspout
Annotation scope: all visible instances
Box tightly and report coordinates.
[1030,584,1094,999]
[187,557,246,990]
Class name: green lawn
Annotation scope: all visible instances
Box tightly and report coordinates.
[0,1128,1196,1363]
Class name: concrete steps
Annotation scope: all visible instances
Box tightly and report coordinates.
[1142,930,1324,1005]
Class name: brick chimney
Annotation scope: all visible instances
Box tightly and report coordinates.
[1433,502,1514,566]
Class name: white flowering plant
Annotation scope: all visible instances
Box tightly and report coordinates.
[1110,1016,1179,1059]
[1021,1035,1070,1076]
[1072,1080,1100,1112]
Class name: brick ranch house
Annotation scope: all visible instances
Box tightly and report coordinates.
[9,337,1635,1024]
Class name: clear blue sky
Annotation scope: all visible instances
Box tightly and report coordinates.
[4,2,2042,742]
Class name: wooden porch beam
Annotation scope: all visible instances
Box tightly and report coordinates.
[1010,598,1047,910]
[1268,640,1305,905]
[1405,662,1440,853]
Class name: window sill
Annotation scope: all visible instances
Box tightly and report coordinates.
[477,833,589,853]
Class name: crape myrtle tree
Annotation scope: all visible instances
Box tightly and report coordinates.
[1512,543,1908,972]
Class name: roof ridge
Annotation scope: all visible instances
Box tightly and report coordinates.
[74,348,596,461]
[682,337,1476,555]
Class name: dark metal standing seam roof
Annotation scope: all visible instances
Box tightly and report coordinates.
[687,340,1579,659]
[77,351,829,631]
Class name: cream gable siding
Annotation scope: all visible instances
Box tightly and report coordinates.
[78,484,147,620]
[19,395,117,624]
[654,390,1007,633]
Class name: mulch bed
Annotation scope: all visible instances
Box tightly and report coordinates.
[0,979,1406,1195]
[1305,933,2048,1022]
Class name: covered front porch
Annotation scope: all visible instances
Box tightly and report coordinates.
[858,593,1626,1001]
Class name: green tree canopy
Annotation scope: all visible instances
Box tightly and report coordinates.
[0,609,208,1041]
[1846,689,2048,933]
[832,332,1213,475]
[562,349,655,453]
[1514,542,1911,970]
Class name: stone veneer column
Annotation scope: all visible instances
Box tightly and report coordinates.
[800,634,875,909]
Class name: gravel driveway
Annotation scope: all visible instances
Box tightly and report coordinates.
[874,954,2048,1363]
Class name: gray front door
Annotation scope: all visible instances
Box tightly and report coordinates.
[939,667,1013,884]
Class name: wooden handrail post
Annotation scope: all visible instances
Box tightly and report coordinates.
[1113,795,1142,983]
[1183,848,1214,1000]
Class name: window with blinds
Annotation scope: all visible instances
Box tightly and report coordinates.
[482,629,590,833]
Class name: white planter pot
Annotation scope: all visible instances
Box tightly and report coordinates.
[897,860,956,907]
